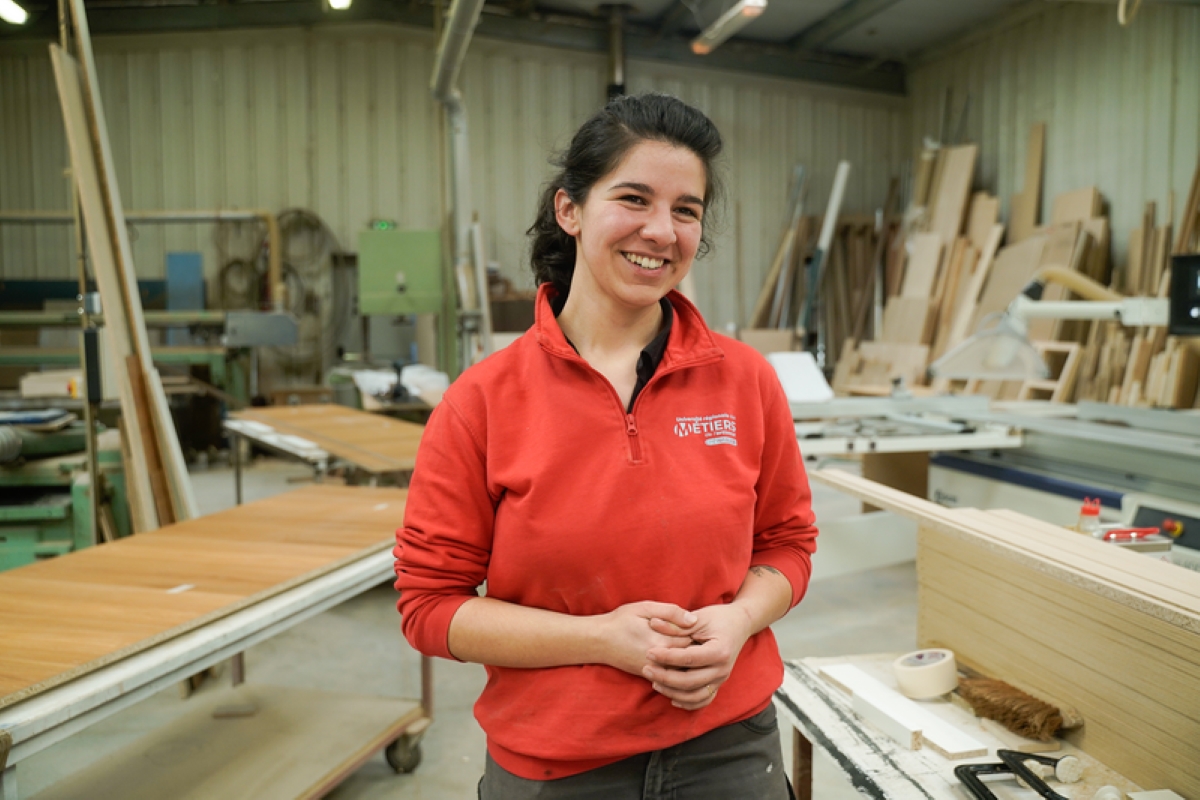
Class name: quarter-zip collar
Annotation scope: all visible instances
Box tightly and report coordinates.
[533,284,725,373]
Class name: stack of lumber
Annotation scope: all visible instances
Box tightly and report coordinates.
[834,143,989,395]
[811,468,1200,798]
[49,0,196,531]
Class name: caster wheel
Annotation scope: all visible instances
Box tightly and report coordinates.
[385,735,423,774]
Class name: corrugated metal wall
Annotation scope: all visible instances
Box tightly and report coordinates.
[0,24,908,327]
[910,3,1200,269]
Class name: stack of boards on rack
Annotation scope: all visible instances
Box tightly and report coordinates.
[832,121,1200,410]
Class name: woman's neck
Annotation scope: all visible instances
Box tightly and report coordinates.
[557,291,664,358]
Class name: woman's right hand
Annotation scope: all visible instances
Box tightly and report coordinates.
[597,601,698,677]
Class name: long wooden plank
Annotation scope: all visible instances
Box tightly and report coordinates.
[1050,187,1102,225]
[927,145,977,248]
[49,46,158,533]
[899,232,943,298]
[232,405,424,474]
[941,223,1003,356]
[0,485,407,706]
[126,355,175,526]
[1009,122,1045,243]
[967,234,1047,335]
[65,0,196,522]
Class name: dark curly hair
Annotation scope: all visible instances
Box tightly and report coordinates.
[527,93,724,298]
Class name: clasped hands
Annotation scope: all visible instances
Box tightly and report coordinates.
[602,601,754,711]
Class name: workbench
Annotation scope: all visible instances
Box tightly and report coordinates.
[0,484,429,800]
[775,655,1141,800]
[223,404,425,503]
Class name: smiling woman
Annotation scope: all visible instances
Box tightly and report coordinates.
[394,93,819,800]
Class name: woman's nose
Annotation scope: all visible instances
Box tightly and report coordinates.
[640,205,677,245]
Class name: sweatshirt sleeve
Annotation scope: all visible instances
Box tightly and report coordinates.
[749,369,818,609]
[394,393,496,660]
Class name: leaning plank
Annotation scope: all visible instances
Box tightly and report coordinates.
[941,223,1004,357]
[927,145,978,248]
[1009,122,1045,243]
[881,297,933,345]
[49,46,158,533]
[900,233,943,298]
[126,356,175,527]
[965,192,1000,252]
[64,0,196,522]
[968,234,1047,336]
[1050,187,1102,225]
[147,367,200,521]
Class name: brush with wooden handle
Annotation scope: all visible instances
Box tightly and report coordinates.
[956,678,1084,741]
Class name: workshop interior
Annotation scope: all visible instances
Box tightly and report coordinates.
[2,0,1200,797]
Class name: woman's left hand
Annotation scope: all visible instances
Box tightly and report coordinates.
[640,604,754,711]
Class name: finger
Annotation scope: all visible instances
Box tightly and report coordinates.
[641,664,720,692]
[649,634,695,650]
[647,639,725,669]
[648,618,695,638]
[639,603,698,629]
[651,680,719,710]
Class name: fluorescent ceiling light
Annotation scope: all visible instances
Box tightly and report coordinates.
[691,0,767,56]
[327,0,352,9]
[0,0,29,25]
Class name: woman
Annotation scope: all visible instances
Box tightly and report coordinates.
[395,92,819,799]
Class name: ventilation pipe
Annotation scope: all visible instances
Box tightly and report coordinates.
[606,4,627,99]
[431,0,492,361]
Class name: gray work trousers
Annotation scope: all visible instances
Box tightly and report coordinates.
[478,703,792,800]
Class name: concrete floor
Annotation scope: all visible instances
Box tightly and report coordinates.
[18,456,919,799]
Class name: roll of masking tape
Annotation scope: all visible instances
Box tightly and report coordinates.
[891,649,958,699]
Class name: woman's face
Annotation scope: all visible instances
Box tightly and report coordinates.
[555,139,707,313]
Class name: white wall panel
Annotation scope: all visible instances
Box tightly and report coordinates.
[911,3,1200,271]
[1,24,908,326]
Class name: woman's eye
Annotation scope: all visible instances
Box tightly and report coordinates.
[621,195,647,205]
[676,207,701,219]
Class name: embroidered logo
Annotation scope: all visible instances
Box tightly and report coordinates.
[674,413,738,447]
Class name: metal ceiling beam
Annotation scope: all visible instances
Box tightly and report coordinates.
[0,0,906,94]
[788,0,905,52]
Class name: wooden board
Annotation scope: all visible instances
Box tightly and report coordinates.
[941,223,1003,358]
[232,405,425,474]
[967,233,1047,335]
[881,297,933,345]
[900,233,943,298]
[0,484,407,706]
[1009,122,1045,243]
[965,192,1000,253]
[927,145,977,248]
[26,684,423,800]
[1050,187,1102,225]
[1027,222,1083,341]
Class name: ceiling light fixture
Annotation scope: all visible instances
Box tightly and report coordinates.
[691,0,767,56]
[0,0,29,25]
[327,0,352,10]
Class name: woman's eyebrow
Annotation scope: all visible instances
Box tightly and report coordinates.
[609,181,704,207]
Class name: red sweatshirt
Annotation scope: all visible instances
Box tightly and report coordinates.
[394,286,818,780]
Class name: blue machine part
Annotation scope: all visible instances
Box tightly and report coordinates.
[930,453,1125,510]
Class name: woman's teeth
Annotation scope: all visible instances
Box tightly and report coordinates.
[624,253,665,271]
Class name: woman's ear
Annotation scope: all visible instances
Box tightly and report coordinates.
[554,189,581,237]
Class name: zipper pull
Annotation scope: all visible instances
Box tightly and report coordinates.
[625,414,638,436]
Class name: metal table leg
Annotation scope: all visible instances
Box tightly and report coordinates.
[232,431,243,506]
[792,728,812,800]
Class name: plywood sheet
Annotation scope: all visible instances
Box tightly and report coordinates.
[965,192,1000,253]
[0,485,407,706]
[1009,122,1045,243]
[881,297,932,345]
[232,405,425,474]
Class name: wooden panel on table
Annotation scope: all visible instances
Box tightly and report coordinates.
[0,485,407,706]
[927,145,977,248]
[232,405,425,474]
[899,232,943,298]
